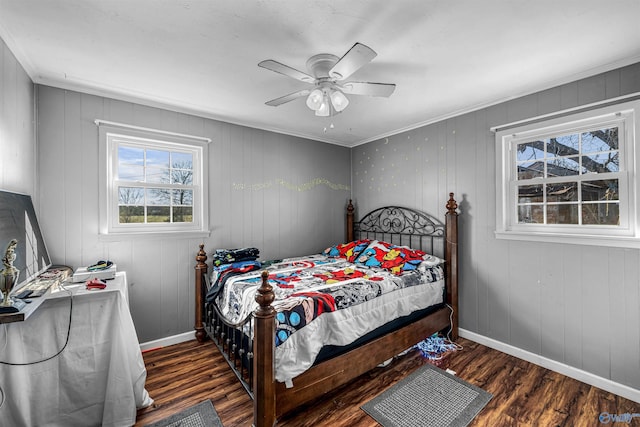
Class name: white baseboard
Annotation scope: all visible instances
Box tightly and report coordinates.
[139,331,195,352]
[459,328,640,404]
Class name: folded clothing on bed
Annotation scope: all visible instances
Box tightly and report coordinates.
[212,247,260,267]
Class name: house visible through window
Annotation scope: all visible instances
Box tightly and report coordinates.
[97,121,210,237]
[495,99,640,247]
[515,126,619,226]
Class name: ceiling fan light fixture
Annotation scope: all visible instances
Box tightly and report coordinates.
[330,89,349,112]
[315,96,331,116]
[306,89,324,111]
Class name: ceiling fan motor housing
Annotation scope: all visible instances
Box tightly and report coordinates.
[306,54,340,79]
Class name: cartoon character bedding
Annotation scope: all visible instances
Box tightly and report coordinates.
[207,240,445,384]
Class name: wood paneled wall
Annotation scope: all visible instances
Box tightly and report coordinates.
[351,63,640,392]
[0,37,35,195]
[36,86,351,343]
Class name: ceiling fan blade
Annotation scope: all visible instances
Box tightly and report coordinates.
[265,89,311,106]
[258,60,315,83]
[340,82,396,97]
[329,43,377,80]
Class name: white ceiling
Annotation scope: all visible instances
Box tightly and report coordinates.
[1,1,640,147]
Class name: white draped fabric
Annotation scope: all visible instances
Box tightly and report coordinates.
[0,272,152,427]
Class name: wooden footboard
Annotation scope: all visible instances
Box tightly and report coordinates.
[195,193,459,427]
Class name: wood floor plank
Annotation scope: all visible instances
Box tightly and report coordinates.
[134,337,640,426]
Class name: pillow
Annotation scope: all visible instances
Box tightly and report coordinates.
[322,239,371,263]
[355,240,444,275]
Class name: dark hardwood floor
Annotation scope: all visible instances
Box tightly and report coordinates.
[134,337,639,426]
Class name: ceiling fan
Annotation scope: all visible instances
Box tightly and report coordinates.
[258,42,396,117]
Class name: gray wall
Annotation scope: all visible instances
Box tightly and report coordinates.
[0,37,35,195]
[36,86,351,343]
[351,62,640,391]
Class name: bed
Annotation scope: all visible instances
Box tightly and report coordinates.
[194,193,459,426]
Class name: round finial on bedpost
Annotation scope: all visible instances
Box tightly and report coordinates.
[446,193,458,215]
[196,244,207,266]
[255,270,275,316]
[347,199,354,215]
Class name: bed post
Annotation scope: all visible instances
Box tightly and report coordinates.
[346,199,354,242]
[253,270,276,427]
[445,193,459,340]
[195,244,208,343]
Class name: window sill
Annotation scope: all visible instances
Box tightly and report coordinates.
[495,230,640,249]
[98,230,210,242]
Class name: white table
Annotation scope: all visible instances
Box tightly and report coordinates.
[0,272,153,427]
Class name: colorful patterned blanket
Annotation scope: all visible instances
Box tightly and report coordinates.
[213,252,444,347]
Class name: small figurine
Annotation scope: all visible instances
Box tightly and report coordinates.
[1,239,20,309]
[2,239,18,269]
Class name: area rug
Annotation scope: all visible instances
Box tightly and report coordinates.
[362,364,492,427]
[145,400,223,427]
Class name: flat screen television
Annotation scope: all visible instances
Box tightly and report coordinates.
[0,189,52,290]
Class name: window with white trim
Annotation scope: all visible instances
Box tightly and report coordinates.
[495,99,640,247]
[97,122,210,237]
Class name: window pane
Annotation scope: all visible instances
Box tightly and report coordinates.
[518,184,543,203]
[172,189,193,205]
[517,163,544,179]
[546,156,581,177]
[173,207,193,223]
[118,187,144,205]
[119,206,144,223]
[547,182,578,202]
[118,146,144,166]
[547,204,578,224]
[146,167,170,183]
[171,168,193,185]
[582,127,618,152]
[582,179,618,202]
[548,134,579,157]
[146,149,170,168]
[172,152,193,168]
[118,165,144,181]
[146,188,170,205]
[582,152,619,174]
[582,203,619,225]
[516,140,545,162]
[518,204,543,223]
[147,206,170,222]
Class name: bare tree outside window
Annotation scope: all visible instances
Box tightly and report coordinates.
[117,147,194,224]
[119,187,144,223]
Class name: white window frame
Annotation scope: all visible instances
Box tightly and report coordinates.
[97,121,210,238]
[495,99,640,248]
